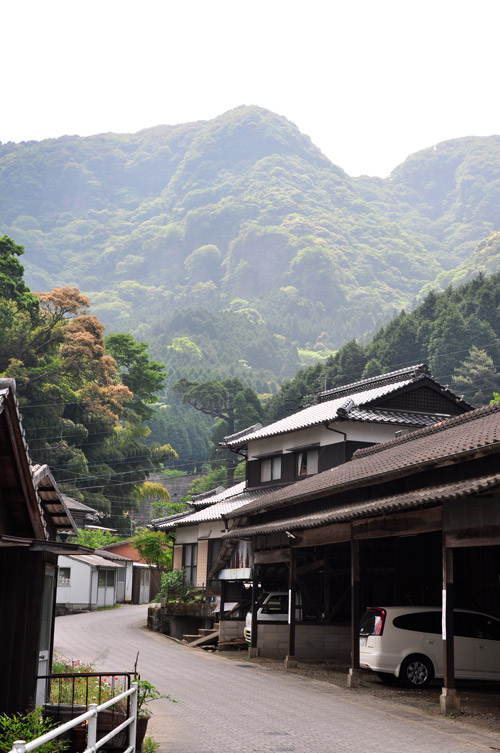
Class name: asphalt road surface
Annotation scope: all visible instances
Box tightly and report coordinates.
[54,605,500,753]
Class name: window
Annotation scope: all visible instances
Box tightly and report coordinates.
[98,569,115,588]
[57,567,71,586]
[183,544,198,585]
[261,595,288,615]
[456,612,500,641]
[295,448,318,477]
[260,456,281,483]
[393,611,442,634]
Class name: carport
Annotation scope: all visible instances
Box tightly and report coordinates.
[223,403,500,714]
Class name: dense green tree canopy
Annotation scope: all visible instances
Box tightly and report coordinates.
[0,248,175,531]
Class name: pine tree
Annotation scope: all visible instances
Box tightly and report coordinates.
[451,346,499,407]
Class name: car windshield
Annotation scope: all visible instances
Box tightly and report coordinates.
[360,608,384,635]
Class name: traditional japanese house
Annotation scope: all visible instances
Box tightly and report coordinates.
[223,402,500,713]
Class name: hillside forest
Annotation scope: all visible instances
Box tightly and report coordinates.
[2,106,500,518]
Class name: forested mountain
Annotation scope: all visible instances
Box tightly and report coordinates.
[264,273,500,423]
[3,106,500,488]
[3,106,500,394]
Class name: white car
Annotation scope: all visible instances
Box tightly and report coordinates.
[359,606,500,688]
[244,592,303,643]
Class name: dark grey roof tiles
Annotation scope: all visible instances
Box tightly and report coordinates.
[223,471,500,538]
[222,366,468,449]
[231,402,500,518]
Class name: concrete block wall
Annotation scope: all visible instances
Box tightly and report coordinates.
[220,619,246,643]
[257,623,351,662]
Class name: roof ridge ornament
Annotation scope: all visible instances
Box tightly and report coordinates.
[317,364,430,403]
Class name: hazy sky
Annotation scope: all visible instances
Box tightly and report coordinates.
[3,0,500,177]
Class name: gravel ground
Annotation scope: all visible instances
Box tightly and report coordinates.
[220,649,500,736]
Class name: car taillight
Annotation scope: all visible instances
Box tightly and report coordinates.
[375,609,386,635]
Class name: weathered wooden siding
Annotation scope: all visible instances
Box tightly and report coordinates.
[196,539,209,587]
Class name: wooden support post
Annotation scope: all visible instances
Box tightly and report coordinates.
[286,547,297,667]
[220,579,227,619]
[249,564,259,657]
[440,541,460,714]
[347,535,363,687]
[323,545,330,622]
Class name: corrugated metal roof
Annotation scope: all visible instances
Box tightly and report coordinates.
[231,402,500,518]
[67,553,125,568]
[222,472,500,538]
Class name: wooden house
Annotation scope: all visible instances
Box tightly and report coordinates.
[154,365,473,648]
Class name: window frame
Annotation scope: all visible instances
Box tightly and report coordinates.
[57,567,71,586]
[295,447,319,478]
[183,543,198,585]
[260,455,282,483]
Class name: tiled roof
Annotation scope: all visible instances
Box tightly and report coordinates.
[221,366,466,448]
[231,402,500,518]
[191,482,246,507]
[347,408,439,426]
[153,483,283,529]
[1,382,77,535]
[63,495,97,513]
[223,472,500,538]
[316,364,429,401]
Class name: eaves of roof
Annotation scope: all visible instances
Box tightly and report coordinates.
[230,402,500,518]
[221,371,468,449]
[222,471,500,539]
[153,484,283,529]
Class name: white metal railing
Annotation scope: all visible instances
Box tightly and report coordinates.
[9,682,138,753]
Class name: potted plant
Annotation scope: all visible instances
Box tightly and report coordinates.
[135,680,176,752]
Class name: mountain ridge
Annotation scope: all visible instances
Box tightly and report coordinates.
[2,105,500,389]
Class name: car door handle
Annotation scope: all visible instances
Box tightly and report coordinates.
[426,639,437,645]
[477,644,487,650]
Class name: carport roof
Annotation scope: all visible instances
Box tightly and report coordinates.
[222,471,500,538]
[230,402,500,519]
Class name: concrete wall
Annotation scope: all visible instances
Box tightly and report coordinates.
[257,623,351,662]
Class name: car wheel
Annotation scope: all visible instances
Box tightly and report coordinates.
[377,672,399,685]
[400,654,434,688]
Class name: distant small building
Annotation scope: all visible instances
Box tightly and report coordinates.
[100,540,160,603]
[56,553,128,614]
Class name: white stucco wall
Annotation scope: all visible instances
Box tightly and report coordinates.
[175,521,225,543]
[247,421,407,460]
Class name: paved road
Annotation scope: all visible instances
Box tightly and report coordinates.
[55,606,500,753]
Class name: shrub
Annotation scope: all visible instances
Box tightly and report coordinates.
[0,708,68,753]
